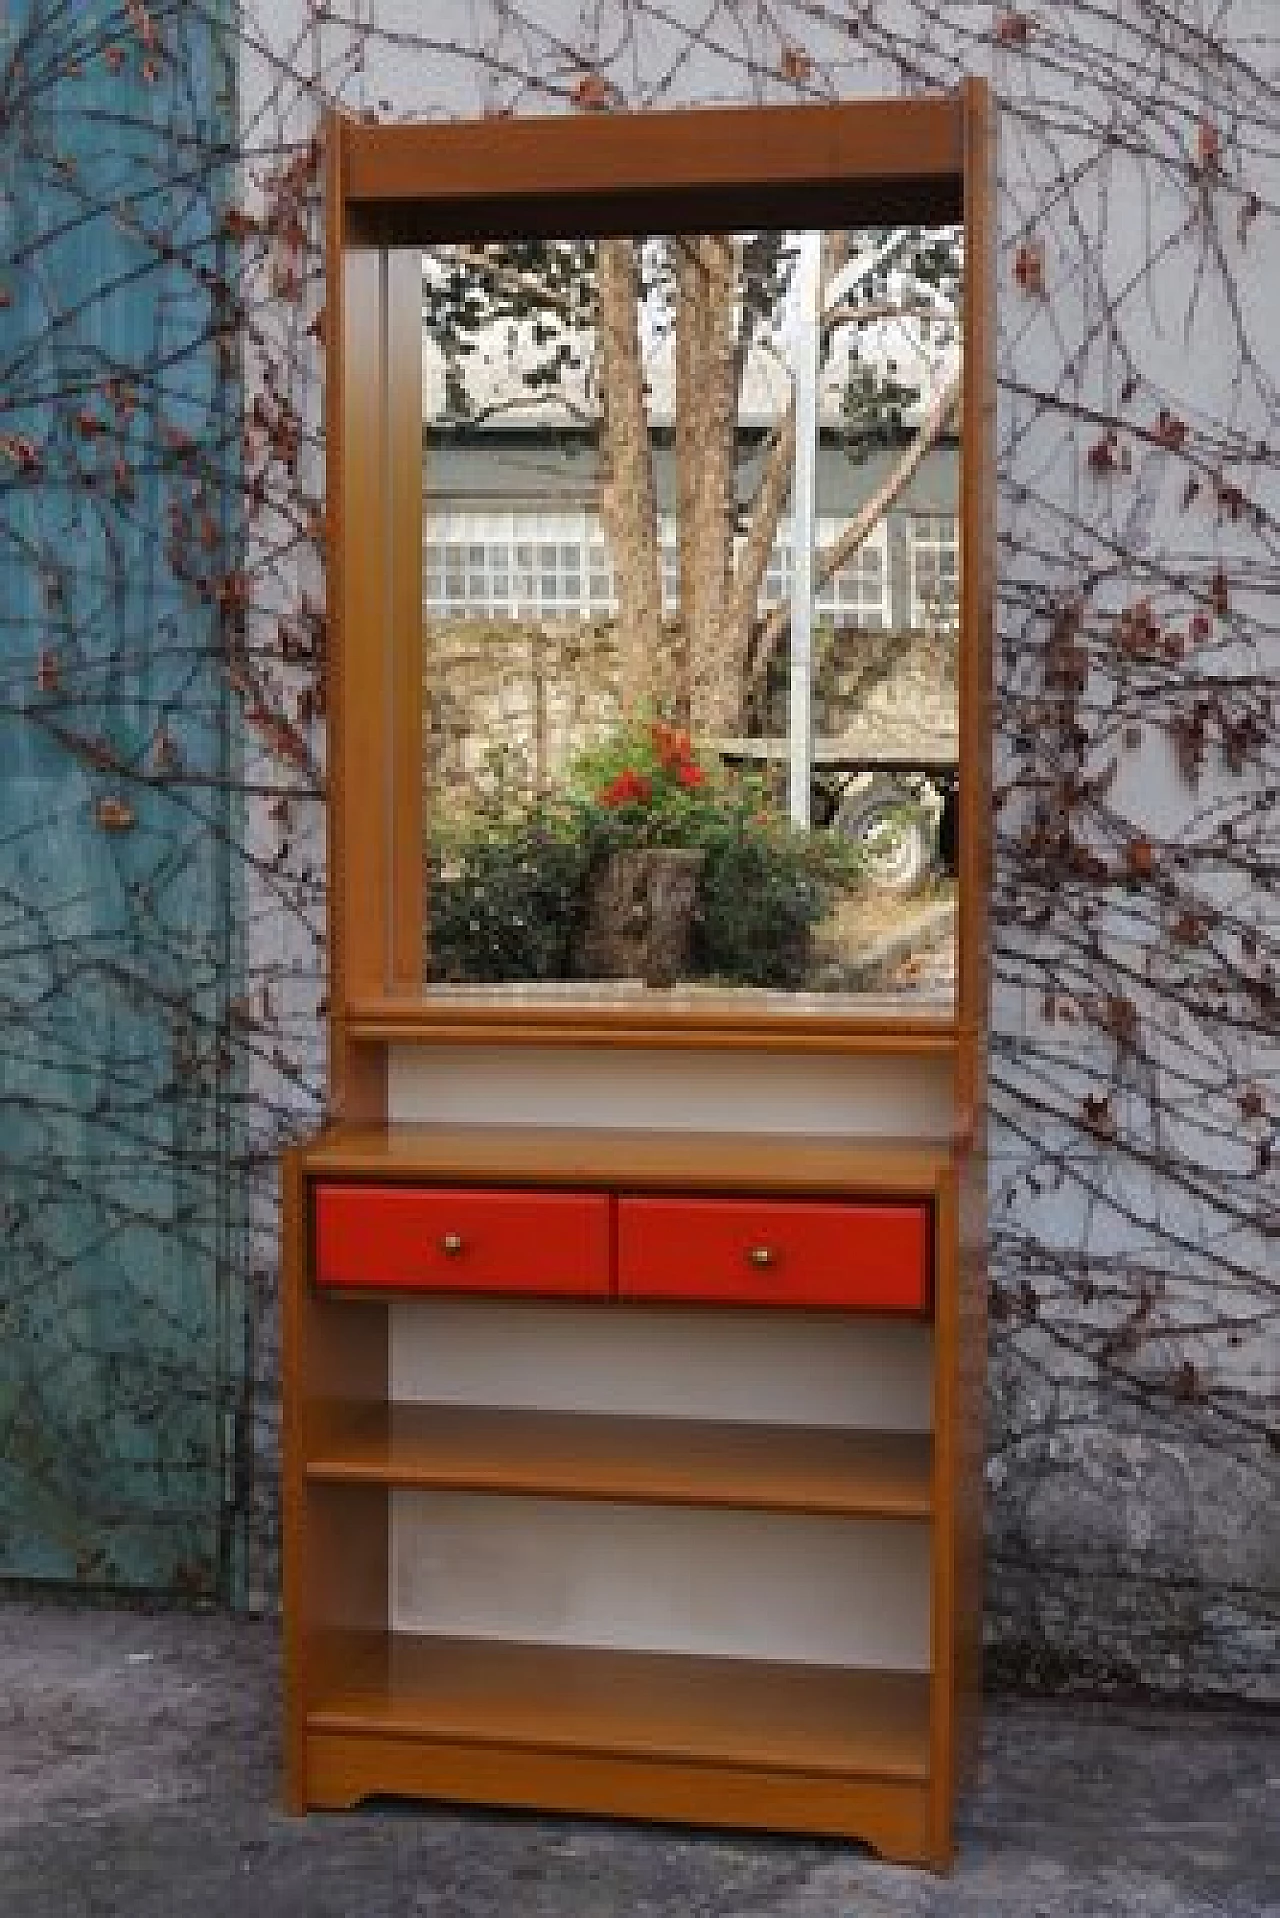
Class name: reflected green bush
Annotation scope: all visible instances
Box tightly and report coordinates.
[428,802,592,983]
[428,724,859,988]
[693,808,836,988]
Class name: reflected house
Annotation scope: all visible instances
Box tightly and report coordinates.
[421,311,959,815]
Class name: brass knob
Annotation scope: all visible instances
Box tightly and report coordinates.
[747,1245,777,1269]
[440,1232,464,1256]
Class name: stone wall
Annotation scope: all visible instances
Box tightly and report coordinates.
[425,615,957,806]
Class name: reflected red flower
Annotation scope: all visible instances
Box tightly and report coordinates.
[599,768,652,806]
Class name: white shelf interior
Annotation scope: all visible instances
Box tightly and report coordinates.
[390,1491,931,1668]
[390,1298,933,1430]
[389,1043,954,1137]
[384,1298,934,1671]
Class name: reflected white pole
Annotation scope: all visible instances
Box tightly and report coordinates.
[787,230,914,827]
[788,231,822,829]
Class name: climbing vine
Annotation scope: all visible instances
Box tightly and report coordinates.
[0,1,1274,1691]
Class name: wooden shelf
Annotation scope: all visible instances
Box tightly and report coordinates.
[308,1633,931,1782]
[305,1403,933,1517]
[299,1121,955,1195]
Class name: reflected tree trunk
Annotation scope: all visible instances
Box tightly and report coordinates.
[597,238,663,713]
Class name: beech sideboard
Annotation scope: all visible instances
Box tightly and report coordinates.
[283,81,993,1873]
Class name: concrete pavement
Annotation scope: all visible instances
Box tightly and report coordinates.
[1,1599,1276,1916]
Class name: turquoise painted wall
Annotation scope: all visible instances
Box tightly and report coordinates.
[0,2,246,1597]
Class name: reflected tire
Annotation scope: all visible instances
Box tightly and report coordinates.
[834,778,937,893]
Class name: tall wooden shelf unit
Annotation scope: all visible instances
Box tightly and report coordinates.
[285,87,993,1873]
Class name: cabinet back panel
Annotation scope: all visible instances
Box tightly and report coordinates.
[389,1046,953,1136]
[390,1299,932,1430]
[391,1492,931,1669]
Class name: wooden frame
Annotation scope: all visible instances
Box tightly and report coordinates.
[325,88,995,1091]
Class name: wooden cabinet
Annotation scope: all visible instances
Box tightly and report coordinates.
[283,1126,979,1869]
[289,82,993,1874]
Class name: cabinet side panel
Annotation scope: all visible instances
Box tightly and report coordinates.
[308,1484,390,1644]
[329,121,391,1117]
[955,1124,986,1782]
[956,72,994,1791]
[285,1159,390,1813]
[388,245,424,988]
[326,121,382,1119]
[281,1148,308,1811]
[929,1168,960,1863]
[958,75,995,1059]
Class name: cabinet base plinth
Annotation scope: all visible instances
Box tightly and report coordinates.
[299,1731,940,1866]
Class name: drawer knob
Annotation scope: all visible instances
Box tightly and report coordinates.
[747,1245,778,1269]
[439,1232,465,1257]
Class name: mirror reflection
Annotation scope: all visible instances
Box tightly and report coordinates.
[420,225,961,1007]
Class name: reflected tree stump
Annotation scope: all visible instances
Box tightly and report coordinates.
[579,849,705,988]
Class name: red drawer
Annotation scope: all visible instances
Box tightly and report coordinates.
[313,1184,611,1297]
[616,1196,929,1312]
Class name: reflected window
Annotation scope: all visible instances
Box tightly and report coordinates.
[908,513,959,632]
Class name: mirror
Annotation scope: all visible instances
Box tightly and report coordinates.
[419,223,961,1011]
